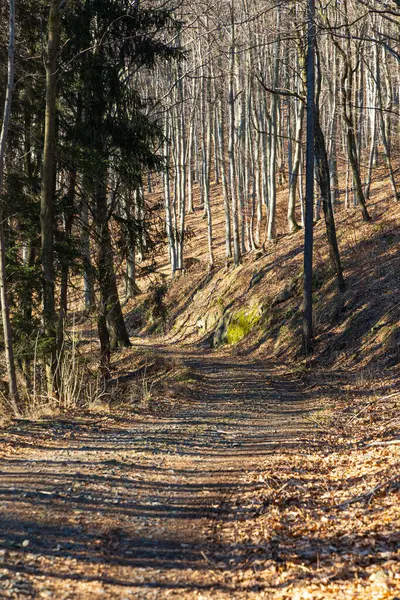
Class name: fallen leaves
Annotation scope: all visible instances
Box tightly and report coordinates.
[209,390,400,599]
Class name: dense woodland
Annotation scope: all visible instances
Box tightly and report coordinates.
[1,2,400,598]
[0,0,399,409]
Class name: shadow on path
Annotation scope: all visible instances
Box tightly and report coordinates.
[0,344,319,598]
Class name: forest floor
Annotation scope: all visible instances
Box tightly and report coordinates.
[0,342,399,599]
[1,168,400,598]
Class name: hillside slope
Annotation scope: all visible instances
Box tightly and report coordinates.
[130,176,400,375]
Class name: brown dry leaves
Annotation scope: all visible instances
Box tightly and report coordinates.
[213,393,400,599]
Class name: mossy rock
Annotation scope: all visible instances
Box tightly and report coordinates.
[212,300,265,347]
[225,307,261,345]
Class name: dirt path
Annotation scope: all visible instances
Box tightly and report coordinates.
[0,346,319,599]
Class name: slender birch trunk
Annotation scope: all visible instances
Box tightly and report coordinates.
[288,100,304,232]
[229,3,241,265]
[267,18,280,242]
[217,97,232,259]
[303,0,315,355]
[164,115,176,274]
[364,64,377,201]
[375,40,399,201]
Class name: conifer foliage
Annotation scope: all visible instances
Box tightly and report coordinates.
[0,0,180,401]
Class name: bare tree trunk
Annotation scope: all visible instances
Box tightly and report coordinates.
[177,48,187,270]
[299,146,305,226]
[0,0,19,413]
[375,40,399,201]
[229,3,241,266]
[314,44,345,292]
[187,115,194,214]
[331,5,371,221]
[288,100,304,232]
[201,60,214,269]
[315,116,345,292]
[124,190,140,298]
[303,0,315,355]
[365,63,377,201]
[217,98,232,259]
[163,115,177,274]
[40,0,61,394]
[267,18,280,242]
[328,45,339,206]
[81,191,95,312]
[94,178,131,351]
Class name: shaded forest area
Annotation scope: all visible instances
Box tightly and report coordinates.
[0,0,399,598]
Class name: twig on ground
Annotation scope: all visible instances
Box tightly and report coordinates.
[345,391,400,427]
[367,439,400,447]
[336,475,400,509]
[201,550,216,565]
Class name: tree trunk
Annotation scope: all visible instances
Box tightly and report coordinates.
[364,65,377,202]
[124,191,140,298]
[288,100,304,232]
[0,0,19,413]
[163,116,177,274]
[57,169,76,357]
[94,179,131,351]
[228,4,241,266]
[81,192,95,312]
[333,17,371,221]
[315,43,345,293]
[217,98,232,260]
[201,66,214,269]
[303,0,315,356]
[375,41,399,201]
[40,0,61,394]
[315,115,345,292]
[267,19,280,242]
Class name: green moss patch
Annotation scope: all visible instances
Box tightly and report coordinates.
[226,308,261,345]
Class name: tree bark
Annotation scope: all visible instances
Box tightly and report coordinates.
[267,16,280,242]
[375,40,399,201]
[40,0,61,393]
[332,12,371,221]
[217,98,232,259]
[303,0,315,356]
[163,115,177,274]
[315,114,345,292]
[288,100,304,232]
[93,178,131,351]
[81,192,95,312]
[0,0,19,412]
[315,43,345,292]
[228,3,241,266]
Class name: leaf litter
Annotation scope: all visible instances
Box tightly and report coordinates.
[0,348,399,599]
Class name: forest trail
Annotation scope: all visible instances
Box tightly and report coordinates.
[0,345,320,599]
